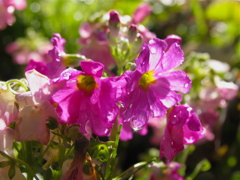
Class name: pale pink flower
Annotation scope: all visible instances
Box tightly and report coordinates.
[0,84,18,130]
[6,33,52,64]
[0,127,26,179]
[15,70,59,144]
[0,0,26,30]
[132,2,152,24]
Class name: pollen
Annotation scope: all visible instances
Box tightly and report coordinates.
[77,75,98,92]
[139,70,156,91]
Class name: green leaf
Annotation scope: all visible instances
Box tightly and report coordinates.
[0,161,11,168]
[8,164,16,179]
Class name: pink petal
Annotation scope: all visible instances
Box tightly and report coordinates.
[80,61,104,77]
[156,42,184,73]
[156,70,191,94]
[132,3,152,24]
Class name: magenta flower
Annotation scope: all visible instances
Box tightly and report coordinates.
[121,38,191,130]
[25,33,66,79]
[160,104,204,162]
[164,34,182,48]
[52,61,124,136]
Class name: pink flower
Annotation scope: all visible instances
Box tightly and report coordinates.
[148,117,166,146]
[15,70,59,144]
[216,81,238,101]
[6,40,52,64]
[0,84,18,130]
[52,61,125,136]
[132,2,152,24]
[0,0,26,30]
[0,127,25,180]
[164,34,182,48]
[0,127,15,157]
[25,33,66,79]
[78,22,116,68]
[160,104,204,162]
[2,0,26,10]
[121,38,191,130]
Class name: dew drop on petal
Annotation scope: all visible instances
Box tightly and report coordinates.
[171,115,177,124]
[116,101,124,108]
[184,83,189,88]
[150,47,157,54]
[130,119,142,131]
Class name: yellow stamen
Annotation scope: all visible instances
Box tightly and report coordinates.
[77,75,97,92]
[139,71,156,91]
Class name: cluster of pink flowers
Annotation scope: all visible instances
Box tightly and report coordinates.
[0,0,26,29]
[0,3,213,179]
[1,31,204,163]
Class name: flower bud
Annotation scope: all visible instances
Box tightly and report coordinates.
[128,24,137,44]
[132,35,143,55]
[125,62,136,71]
[108,11,120,38]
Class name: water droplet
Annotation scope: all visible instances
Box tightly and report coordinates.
[150,47,157,53]
[130,119,142,131]
[116,101,124,108]
[173,115,177,118]
[184,83,189,88]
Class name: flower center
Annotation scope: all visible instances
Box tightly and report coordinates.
[77,75,97,92]
[139,71,156,91]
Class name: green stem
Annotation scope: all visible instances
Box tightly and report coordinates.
[113,158,156,180]
[0,150,39,180]
[0,151,14,160]
[24,142,34,180]
[39,135,56,161]
[6,79,29,92]
[105,124,122,180]
[15,159,39,180]
[52,169,61,180]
